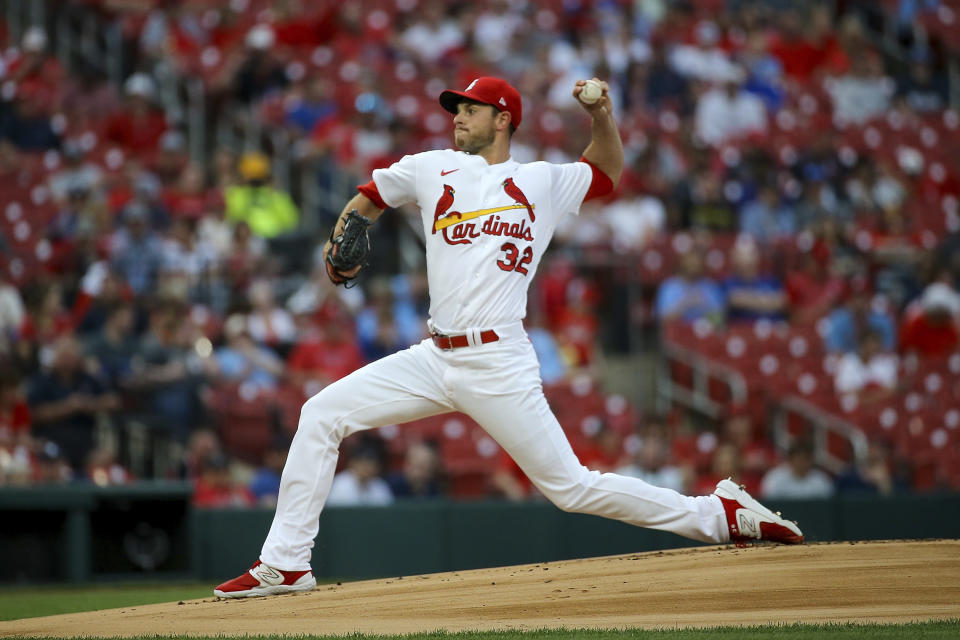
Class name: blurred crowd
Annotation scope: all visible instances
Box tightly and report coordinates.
[1,0,959,501]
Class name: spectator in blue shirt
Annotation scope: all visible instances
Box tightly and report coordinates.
[739,185,796,244]
[824,282,897,354]
[723,239,787,323]
[655,250,725,324]
[248,435,289,506]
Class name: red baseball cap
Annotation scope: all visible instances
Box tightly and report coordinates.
[439,76,522,129]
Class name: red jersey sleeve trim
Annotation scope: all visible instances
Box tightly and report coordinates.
[580,156,614,201]
[357,180,387,210]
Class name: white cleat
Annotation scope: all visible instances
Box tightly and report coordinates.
[714,478,804,546]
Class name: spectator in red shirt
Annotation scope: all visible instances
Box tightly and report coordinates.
[103,73,168,155]
[785,243,846,325]
[0,369,31,450]
[2,27,65,98]
[899,282,960,357]
[192,452,255,508]
[287,319,364,391]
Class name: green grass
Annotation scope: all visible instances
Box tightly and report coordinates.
[0,582,211,621]
[1,623,959,639]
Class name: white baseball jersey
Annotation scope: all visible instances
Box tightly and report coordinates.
[372,149,592,331]
[257,149,730,573]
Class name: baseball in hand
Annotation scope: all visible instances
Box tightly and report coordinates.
[578,80,603,105]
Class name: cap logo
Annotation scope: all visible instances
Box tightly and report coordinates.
[466,79,479,91]
[499,97,507,106]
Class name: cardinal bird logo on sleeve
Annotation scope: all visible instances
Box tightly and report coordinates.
[502,178,535,222]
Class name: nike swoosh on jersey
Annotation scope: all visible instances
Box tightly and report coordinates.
[440,169,459,176]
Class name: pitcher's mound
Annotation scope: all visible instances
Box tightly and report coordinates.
[2,540,958,637]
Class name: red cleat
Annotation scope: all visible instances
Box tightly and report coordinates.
[714,478,804,546]
[214,560,316,598]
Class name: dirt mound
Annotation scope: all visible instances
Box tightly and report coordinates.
[2,540,958,637]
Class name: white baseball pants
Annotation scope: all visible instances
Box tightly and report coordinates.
[260,323,729,571]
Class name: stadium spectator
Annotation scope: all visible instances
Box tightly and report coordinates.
[183,428,223,479]
[85,445,132,486]
[287,316,363,391]
[127,302,203,442]
[823,281,896,354]
[768,7,831,82]
[694,73,768,148]
[152,130,190,188]
[639,43,690,113]
[0,368,30,451]
[685,171,738,232]
[248,435,290,507]
[26,335,120,473]
[577,419,627,474]
[246,279,297,353]
[0,273,26,350]
[761,441,835,500]
[2,26,64,92]
[161,218,222,306]
[103,73,168,154]
[33,441,72,484]
[692,443,750,496]
[224,152,300,239]
[654,250,725,324]
[192,452,255,508]
[355,279,407,362]
[833,328,899,400]
[738,28,785,112]
[327,442,393,506]
[230,25,289,105]
[526,311,568,385]
[722,238,788,323]
[739,185,796,244]
[110,204,166,296]
[223,221,268,297]
[490,449,532,502]
[553,277,601,369]
[0,85,60,151]
[48,141,105,206]
[397,2,465,65]
[209,314,285,393]
[895,49,949,113]
[669,20,739,83]
[784,243,846,325]
[721,409,775,490]
[616,427,686,493]
[598,180,666,252]
[824,46,893,127]
[835,441,906,495]
[283,76,338,134]
[84,302,139,391]
[898,281,960,357]
[386,440,445,499]
[113,162,172,231]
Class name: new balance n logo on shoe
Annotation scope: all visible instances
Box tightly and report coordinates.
[738,512,759,537]
[252,564,283,585]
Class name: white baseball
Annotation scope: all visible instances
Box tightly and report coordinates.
[579,80,603,105]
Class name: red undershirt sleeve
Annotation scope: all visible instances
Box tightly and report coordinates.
[357,180,387,210]
[579,156,614,201]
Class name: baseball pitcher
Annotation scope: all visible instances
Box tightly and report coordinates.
[215,77,803,598]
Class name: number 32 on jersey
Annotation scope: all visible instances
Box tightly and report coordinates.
[497,242,532,275]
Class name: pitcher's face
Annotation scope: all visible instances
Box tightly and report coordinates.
[452,102,498,155]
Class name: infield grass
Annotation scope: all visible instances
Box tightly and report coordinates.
[0,583,210,621]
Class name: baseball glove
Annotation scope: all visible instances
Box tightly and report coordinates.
[324,209,372,287]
